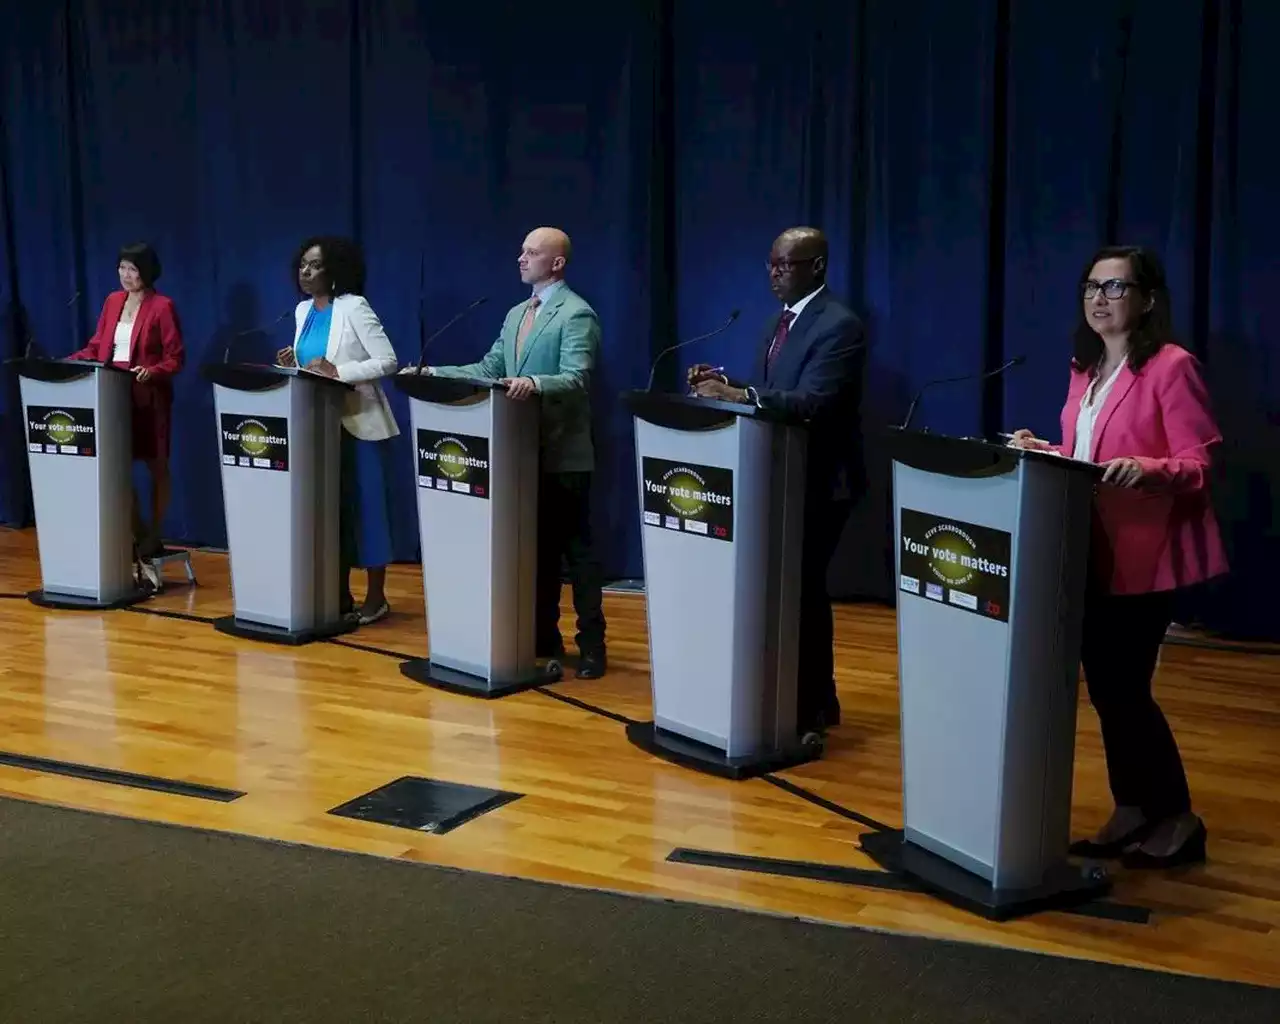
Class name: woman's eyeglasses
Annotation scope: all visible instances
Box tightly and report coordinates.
[1082,278,1137,299]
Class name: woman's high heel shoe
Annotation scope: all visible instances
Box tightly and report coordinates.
[1121,821,1207,870]
[1068,819,1157,859]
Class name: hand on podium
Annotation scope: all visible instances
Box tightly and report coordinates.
[686,363,728,388]
[398,365,432,375]
[1007,429,1053,451]
[500,376,537,400]
[276,346,297,368]
[305,357,338,378]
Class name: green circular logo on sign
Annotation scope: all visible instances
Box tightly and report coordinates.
[434,438,469,480]
[45,411,76,445]
[238,420,270,457]
[661,467,708,517]
[924,523,978,588]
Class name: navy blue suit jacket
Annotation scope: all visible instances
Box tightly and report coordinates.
[738,289,866,504]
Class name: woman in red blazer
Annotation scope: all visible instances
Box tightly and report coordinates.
[68,243,185,562]
[1012,245,1226,870]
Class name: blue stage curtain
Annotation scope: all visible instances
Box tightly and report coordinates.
[1,0,1277,634]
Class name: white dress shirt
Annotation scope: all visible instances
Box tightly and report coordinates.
[1073,361,1125,461]
[111,320,132,364]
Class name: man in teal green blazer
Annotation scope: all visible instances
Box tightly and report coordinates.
[417,227,606,679]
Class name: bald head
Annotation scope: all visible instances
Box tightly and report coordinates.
[519,227,572,287]
[768,226,829,305]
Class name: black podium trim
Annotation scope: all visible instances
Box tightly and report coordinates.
[27,588,151,611]
[886,427,1103,480]
[859,829,1111,921]
[399,658,546,699]
[212,614,357,646]
[622,390,803,430]
[201,363,351,392]
[393,375,506,404]
[625,721,822,780]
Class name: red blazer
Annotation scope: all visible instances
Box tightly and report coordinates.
[69,290,185,383]
[1055,343,1227,595]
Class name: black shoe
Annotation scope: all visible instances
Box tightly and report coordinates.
[1120,822,1207,870]
[1068,819,1158,859]
[576,650,607,679]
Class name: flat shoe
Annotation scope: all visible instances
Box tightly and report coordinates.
[357,601,390,626]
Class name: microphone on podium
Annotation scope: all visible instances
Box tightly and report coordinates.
[223,309,292,364]
[646,309,742,392]
[898,355,1026,432]
[414,296,488,375]
[20,290,80,360]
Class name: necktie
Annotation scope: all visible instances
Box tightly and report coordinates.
[516,296,541,356]
[766,310,796,370]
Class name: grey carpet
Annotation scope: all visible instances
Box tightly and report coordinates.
[0,797,1275,1023]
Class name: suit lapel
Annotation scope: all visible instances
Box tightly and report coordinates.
[766,292,827,386]
[515,291,565,376]
[324,296,344,363]
[1089,364,1138,461]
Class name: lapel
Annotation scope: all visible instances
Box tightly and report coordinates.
[766,291,827,386]
[514,287,567,377]
[127,291,154,361]
[1089,363,1138,461]
[324,295,345,363]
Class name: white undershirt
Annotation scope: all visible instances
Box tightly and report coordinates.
[1073,361,1125,461]
[111,320,132,364]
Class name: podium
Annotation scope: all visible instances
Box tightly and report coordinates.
[13,358,148,609]
[202,363,354,645]
[860,429,1109,919]
[393,375,540,697]
[622,391,817,779]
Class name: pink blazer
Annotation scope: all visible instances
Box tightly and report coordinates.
[68,290,185,386]
[1056,343,1227,595]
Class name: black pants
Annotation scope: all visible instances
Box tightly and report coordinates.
[535,471,606,657]
[795,498,852,732]
[1079,589,1191,821]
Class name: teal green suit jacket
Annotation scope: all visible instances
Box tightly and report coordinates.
[432,283,599,473]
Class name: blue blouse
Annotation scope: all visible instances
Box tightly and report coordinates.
[295,303,333,370]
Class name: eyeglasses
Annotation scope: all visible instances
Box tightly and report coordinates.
[1082,278,1137,299]
[766,257,819,273]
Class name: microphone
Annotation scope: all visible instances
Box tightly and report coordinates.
[224,309,292,364]
[899,356,1025,431]
[646,309,742,392]
[20,290,79,361]
[415,296,488,375]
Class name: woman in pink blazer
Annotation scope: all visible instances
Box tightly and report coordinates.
[68,243,185,567]
[1012,245,1226,870]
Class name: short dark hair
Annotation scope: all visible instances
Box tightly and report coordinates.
[1072,245,1173,374]
[292,236,366,297]
[118,242,161,287]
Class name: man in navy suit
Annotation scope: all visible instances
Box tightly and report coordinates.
[687,226,866,740]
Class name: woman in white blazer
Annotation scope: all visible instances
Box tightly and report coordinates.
[277,236,399,625]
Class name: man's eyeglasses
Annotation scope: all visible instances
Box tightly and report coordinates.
[767,257,819,273]
[1082,278,1137,299]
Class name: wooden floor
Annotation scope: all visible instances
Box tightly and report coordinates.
[1,527,1278,988]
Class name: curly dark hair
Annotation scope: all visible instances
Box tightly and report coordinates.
[118,242,161,287]
[292,236,366,297]
[1071,245,1174,374]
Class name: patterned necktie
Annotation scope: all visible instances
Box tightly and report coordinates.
[766,310,796,370]
[516,296,541,356]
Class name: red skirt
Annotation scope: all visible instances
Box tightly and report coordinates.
[112,362,173,461]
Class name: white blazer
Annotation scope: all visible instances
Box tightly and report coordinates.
[292,294,399,441]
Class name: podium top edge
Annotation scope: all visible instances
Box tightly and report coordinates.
[621,389,805,429]
[6,357,131,382]
[886,427,1104,479]
[201,362,353,391]
[393,374,506,403]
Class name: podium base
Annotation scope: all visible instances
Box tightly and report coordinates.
[399,658,546,699]
[212,614,357,647]
[859,829,1111,921]
[27,588,151,612]
[625,721,822,781]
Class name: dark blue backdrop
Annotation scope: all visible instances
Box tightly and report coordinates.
[3,0,1277,638]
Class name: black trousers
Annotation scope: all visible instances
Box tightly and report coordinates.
[1079,588,1191,821]
[535,471,606,657]
[795,497,852,731]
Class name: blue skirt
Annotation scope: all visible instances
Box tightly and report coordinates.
[340,431,396,570]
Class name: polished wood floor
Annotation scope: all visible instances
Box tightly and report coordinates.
[1,526,1278,987]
